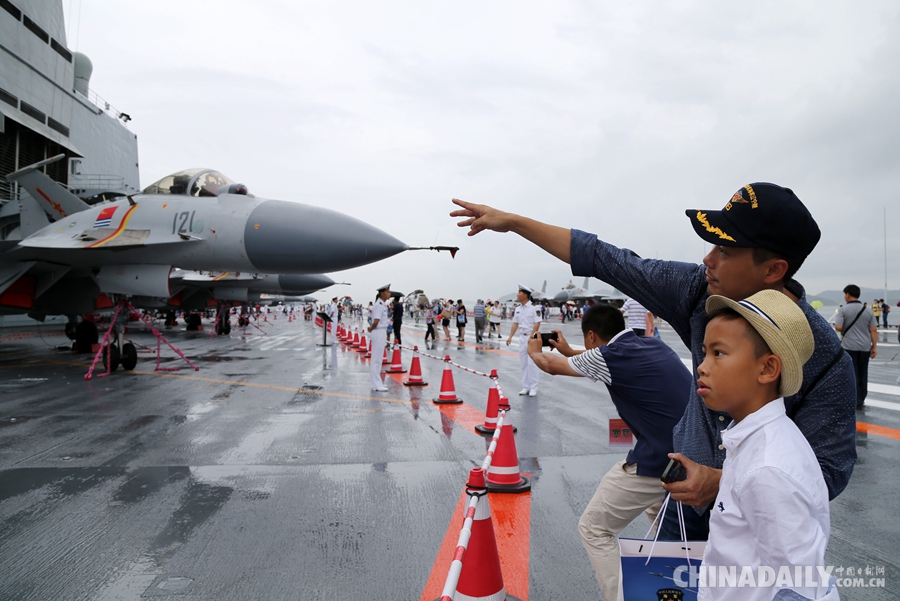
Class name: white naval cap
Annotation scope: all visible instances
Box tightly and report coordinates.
[518,284,533,294]
[377,283,391,292]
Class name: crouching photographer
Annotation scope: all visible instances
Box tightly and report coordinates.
[526,303,692,601]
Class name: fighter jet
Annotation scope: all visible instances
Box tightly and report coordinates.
[0,155,412,316]
[552,277,624,306]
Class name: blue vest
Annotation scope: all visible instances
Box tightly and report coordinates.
[601,331,692,477]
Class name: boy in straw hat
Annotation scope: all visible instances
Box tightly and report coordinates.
[694,289,837,600]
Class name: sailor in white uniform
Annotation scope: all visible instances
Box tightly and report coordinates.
[506,284,542,396]
[367,284,392,392]
[326,296,338,341]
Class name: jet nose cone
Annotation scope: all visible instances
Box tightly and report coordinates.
[553,292,568,304]
[244,200,406,273]
[277,273,335,294]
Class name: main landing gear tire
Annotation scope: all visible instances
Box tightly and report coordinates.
[102,343,120,372]
[74,320,98,354]
[65,319,77,340]
[215,319,231,336]
[121,343,138,371]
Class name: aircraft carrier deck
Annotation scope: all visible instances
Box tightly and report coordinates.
[0,315,897,600]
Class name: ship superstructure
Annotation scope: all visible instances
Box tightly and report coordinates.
[0,0,139,241]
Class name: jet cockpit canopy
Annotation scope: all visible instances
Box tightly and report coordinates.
[142,169,248,197]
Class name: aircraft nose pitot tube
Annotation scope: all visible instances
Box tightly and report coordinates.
[243,200,406,273]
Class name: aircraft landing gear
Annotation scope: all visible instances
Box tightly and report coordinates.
[102,342,120,372]
[121,342,137,370]
[214,303,232,335]
[186,313,202,331]
[74,318,98,353]
[86,299,199,380]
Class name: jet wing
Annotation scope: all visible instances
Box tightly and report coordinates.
[16,228,198,250]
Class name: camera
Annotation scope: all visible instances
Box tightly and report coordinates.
[539,332,559,347]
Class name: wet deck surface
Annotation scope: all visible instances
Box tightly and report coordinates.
[1,315,898,600]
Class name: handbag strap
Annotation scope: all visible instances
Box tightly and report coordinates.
[840,304,867,338]
[642,493,693,567]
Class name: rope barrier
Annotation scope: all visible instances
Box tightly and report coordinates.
[396,343,508,400]
[397,343,494,377]
[479,408,507,474]
[438,491,482,600]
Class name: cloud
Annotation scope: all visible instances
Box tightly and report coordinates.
[72,0,900,303]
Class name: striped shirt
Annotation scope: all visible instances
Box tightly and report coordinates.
[621,298,649,329]
[473,303,486,318]
[569,343,612,384]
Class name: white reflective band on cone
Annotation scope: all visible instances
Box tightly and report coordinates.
[473,497,492,521]
[454,589,507,601]
[488,465,520,475]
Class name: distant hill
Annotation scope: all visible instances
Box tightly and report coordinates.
[812,287,900,306]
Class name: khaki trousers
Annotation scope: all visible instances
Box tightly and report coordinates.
[578,460,665,601]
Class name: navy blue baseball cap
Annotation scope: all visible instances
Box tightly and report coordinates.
[685,183,821,258]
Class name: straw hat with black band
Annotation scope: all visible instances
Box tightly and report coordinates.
[705,289,815,398]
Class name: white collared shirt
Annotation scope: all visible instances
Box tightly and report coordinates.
[512,301,541,335]
[370,298,388,329]
[699,400,832,601]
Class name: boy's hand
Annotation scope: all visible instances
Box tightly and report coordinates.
[661,452,722,507]
[548,330,574,356]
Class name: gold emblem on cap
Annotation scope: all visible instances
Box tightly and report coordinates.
[696,211,735,242]
[744,184,758,208]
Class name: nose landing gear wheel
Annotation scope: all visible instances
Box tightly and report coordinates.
[102,343,120,372]
[121,343,138,371]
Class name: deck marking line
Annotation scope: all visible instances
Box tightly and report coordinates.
[856,421,900,441]
[116,368,414,404]
[435,401,490,433]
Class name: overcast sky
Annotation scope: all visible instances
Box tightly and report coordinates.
[67,1,900,303]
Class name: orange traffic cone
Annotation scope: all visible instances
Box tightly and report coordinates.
[356,334,368,353]
[475,384,501,435]
[352,331,360,348]
[365,340,372,358]
[403,348,427,386]
[433,356,462,404]
[452,468,507,601]
[382,346,390,365]
[486,402,531,493]
[386,345,407,373]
